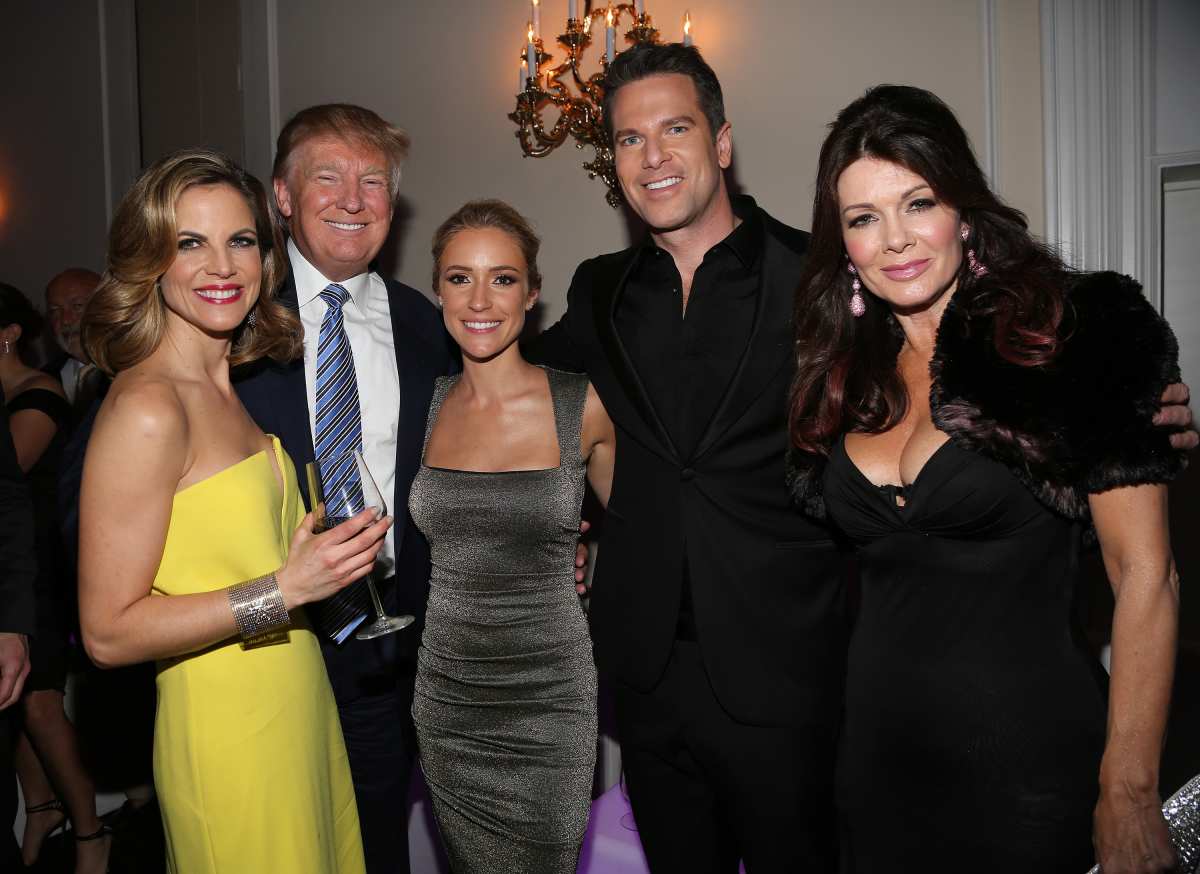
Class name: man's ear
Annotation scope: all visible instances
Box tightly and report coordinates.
[715,121,733,170]
[273,176,294,220]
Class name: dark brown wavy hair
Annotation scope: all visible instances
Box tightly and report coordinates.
[788,85,1073,455]
[83,149,300,375]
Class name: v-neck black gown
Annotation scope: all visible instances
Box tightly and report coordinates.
[823,437,1105,872]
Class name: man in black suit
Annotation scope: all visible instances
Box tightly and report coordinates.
[0,384,36,869]
[234,104,455,874]
[527,45,843,871]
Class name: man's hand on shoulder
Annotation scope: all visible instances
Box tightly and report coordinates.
[0,632,30,709]
[575,519,592,596]
[1154,382,1197,451]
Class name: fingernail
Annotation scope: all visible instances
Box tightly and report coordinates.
[366,506,383,519]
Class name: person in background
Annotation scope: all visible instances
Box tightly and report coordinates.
[44,269,101,405]
[787,84,1183,873]
[410,200,615,871]
[79,148,385,873]
[0,383,36,871]
[0,282,109,873]
[235,103,458,874]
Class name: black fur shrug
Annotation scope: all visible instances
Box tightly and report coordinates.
[787,271,1188,524]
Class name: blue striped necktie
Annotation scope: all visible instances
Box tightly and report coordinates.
[314,283,365,518]
[312,282,369,642]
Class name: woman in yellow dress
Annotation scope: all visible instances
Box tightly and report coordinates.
[78,150,389,874]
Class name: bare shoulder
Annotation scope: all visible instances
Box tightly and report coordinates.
[14,371,67,399]
[89,372,190,481]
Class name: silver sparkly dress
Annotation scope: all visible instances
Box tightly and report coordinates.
[410,367,597,873]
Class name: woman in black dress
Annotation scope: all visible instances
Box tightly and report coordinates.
[786,87,1184,873]
[0,282,110,873]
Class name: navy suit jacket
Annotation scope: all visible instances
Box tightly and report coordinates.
[234,270,457,703]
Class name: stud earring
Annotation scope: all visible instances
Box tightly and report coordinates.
[847,263,866,318]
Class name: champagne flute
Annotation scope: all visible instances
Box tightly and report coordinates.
[306,451,413,639]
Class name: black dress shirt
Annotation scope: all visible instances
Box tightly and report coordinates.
[615,197,765,637]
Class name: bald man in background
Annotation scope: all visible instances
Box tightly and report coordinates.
[43,268,100,402]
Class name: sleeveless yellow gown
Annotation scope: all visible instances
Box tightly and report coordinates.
[151,437,365,874]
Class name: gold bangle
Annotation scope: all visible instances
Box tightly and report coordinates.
[228,572,290,640]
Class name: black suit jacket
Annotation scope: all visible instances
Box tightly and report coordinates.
[234,271,456,703]
[0,385,37,636]
[528,199,847,728]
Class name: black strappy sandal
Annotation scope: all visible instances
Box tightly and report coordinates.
[22,798,67,865]
[73,823,114,873]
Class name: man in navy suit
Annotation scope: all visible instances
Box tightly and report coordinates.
[235,104,455,874]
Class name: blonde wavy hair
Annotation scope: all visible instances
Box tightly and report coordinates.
[83,149,301,375]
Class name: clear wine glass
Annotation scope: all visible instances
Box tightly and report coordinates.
[305,451,413,639]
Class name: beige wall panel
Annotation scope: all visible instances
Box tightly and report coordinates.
[0,4,109,303]
[995,0,1045,236]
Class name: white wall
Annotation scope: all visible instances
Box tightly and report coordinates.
[271,0,1045,320]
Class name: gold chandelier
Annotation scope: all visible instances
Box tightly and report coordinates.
[509,2,694,207]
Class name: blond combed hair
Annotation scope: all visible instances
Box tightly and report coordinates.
[83,149,301,375]
[272,104,411,221]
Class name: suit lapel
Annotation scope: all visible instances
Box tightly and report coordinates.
[692,229,798,460]
[275,276,317,504]
[592,252,680,460]
[387,282,434,553]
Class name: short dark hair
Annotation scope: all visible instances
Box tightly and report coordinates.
[602,43,726,141]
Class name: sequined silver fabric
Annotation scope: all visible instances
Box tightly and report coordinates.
[1085,772,1200,873]
[409,368,597,873]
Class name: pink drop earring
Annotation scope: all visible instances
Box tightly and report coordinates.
[961,226,988,277]
[847,263,866,317]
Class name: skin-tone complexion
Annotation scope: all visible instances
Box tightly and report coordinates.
[610,73,735,307]
[79,181,391,670]
[426,226,615,508]
[46,272,99,361]
[273,136,393,282]
[838,156,1179,874]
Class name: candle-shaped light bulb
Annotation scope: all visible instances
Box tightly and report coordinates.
[606,7,615,61]
[527,24,537,87]
[569,0,577,21]
[636,0,644,16]
[683,11,692,46]
[519,60,529,92]
[531,0,541,39]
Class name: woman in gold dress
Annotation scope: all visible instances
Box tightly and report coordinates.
[78,150,389,874]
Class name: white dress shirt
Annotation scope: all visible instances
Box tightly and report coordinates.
[289,240,401,577]
[60,357,83,403]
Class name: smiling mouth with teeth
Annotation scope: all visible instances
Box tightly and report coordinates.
[195,288,243,302]
[464,320,502,330]
[325,221,367,231]
[645,177,683,190]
